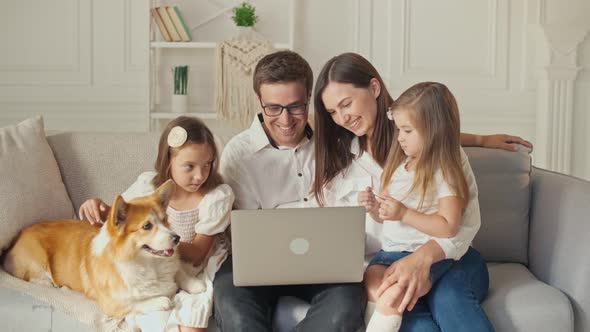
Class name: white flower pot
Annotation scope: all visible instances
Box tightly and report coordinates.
[171,94,188,113]
[236,26,256,39]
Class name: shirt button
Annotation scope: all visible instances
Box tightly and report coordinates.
[304,198,308,202]
[298,173,302,177]
[295,149,298,153]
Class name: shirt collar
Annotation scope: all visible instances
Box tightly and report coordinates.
[249,114,272,153]
[249,113,314,152]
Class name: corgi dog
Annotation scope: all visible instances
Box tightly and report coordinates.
[2,180,205,318]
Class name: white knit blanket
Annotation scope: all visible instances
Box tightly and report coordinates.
[0,268,132,332]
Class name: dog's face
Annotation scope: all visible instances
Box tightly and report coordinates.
[105,180,180,261]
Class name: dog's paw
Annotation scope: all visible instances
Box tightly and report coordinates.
[151,296,174,311]
[135,296,174,313]
[182,278,206,294]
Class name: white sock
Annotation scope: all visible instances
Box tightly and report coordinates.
[365,311,402,332]
[365,301,377,326]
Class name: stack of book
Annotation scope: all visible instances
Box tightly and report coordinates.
[151,6,192,42]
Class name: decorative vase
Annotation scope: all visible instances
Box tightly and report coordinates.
[171,94,188,114]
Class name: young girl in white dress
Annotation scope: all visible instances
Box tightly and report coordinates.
[79,116,234,332]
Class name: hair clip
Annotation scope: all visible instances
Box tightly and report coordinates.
[167,126,188,148]
[386,107,394,121]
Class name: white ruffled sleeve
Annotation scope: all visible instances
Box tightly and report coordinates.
[195,184,235,236]
[121,171,157,201]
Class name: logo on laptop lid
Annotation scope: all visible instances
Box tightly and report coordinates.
[289,238,310,255]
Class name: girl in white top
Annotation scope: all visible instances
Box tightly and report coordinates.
[79,116,234,332]
[360,82,471,332]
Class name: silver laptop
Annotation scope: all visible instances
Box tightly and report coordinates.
[231,207,366,286]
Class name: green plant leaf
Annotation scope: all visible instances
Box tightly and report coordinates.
[231,2,258,27]
[174,66,179,95]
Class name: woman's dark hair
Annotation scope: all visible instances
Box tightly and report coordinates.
[312,53,394,205]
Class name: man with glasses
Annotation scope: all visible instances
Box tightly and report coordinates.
[213,51,366,331]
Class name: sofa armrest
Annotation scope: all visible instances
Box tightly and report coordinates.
[529,166,590,332]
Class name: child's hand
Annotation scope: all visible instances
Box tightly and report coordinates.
[376,195,407,221]
[358,187,378,213]
[79,198,110,225]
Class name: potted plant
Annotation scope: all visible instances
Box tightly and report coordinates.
[172,65,188,113]
[232,2,258,34]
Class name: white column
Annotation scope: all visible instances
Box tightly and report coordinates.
[534,23,589,174]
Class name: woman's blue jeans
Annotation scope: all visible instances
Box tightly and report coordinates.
[400,247,495,332]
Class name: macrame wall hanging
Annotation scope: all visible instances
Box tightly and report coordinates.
[215,29,275,129]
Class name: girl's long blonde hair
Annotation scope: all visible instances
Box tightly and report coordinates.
[380,82,469,209]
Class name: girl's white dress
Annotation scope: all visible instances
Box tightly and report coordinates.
[121,171,234,331]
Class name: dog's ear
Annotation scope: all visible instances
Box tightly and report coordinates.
[154,179,175,208]
[108,195,128,228]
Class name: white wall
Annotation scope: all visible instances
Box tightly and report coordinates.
[296,0,590,180]
[0,0,588,179]
[0,0,149,132]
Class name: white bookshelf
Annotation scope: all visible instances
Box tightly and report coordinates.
[151,41,291,49]
[151,112,216,120]
[151,42,218,49]
[149,1,295,131]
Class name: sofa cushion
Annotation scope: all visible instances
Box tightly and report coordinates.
[483,263,573,332]
[0,116,74,254]
[270,264,573,332]
[47,132,161,211]
[464,146,532,263]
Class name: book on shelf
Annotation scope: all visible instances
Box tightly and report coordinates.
[167,6,192,42]
[151,8,171,42]
[157,6,181,42]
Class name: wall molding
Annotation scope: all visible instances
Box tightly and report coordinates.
[353,0,510,89]
[0,0,81,74]
[0,0,91,86]
[125,0,145,72]
[0,101,148,131]
[0,0,147,132]
[534,22,590,173]
[400,0,500,78]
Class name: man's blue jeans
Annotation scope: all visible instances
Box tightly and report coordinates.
[213,256,366,332]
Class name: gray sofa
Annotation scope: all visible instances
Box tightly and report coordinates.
[1,128,589,332]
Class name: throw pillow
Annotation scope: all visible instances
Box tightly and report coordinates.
[0,116,74,254]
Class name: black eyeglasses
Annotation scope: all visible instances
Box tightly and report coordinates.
[259,99,309,117]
